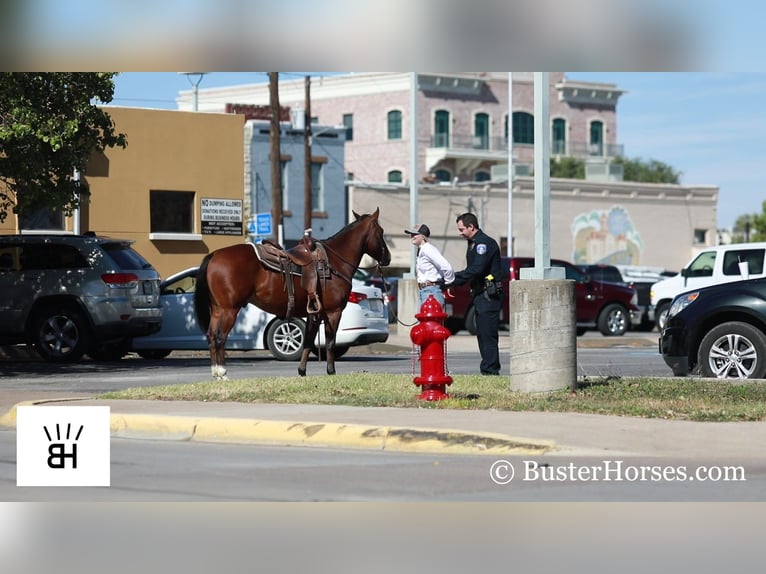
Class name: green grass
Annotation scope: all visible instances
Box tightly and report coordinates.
[99,373,766,422]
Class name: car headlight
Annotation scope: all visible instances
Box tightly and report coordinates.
[668,291,700,318]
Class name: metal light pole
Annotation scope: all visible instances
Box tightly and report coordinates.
[180,72,208,111]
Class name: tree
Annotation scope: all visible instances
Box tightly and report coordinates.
[0,72,127,223]
[749,203,766,242]
[550,156,584,179]
[731,213,759,243]
[611,156,681,184]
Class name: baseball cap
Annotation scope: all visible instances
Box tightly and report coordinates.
[404,223,430,237]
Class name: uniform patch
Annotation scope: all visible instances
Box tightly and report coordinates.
[476,243,487,255]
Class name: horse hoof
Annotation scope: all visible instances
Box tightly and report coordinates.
[298,368,306,377]
[327,368,336,375]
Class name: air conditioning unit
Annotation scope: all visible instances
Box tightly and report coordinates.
[490,164,531,181]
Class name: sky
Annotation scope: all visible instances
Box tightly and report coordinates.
[111,72,766,231]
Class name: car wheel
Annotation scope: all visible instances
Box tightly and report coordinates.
[444,317,464,335]
[30,306,90,363]
[88,339,131,361]
[136,349,172,360]
[576,327,587,336]
[655,302,670,331]
[597,303,628,336]
[465,306,478,336]
[267,318,306,361]
[698,321,766,379]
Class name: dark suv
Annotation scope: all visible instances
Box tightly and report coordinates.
[445,256,640,336]
[0,234,162,362]
[660,277,766,379]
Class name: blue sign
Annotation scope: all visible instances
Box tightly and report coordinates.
[256,212,272,236]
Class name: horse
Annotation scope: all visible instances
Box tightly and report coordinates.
[194,208,391,380]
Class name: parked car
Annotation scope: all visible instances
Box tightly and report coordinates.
[131,267,389,360]
[580,263,654,332]
[651,242,766,331]
[0,233,162,362]
[354,268,398,324]
[445,256,640,336]
[660,277,766,379]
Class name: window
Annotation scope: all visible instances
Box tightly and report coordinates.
[474,171,491,182]
[19,208,65,231]
[434,110,450,147]
[686,251,716,278]
[513,112,534,144]
[387,170,403,183]
[150,190,195,233]
[18,244,88,270]
[552,118,566,154]
[343,113,353,141]
[474,113,489,149]
[693,229,707,244]
[504,114,509,144]
[723,249,765,276]
[387,110,402,140]
[590,120,603,155]
[434,169,451,182]
[311,162,323,211]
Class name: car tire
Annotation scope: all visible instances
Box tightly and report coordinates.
[597,303,628,336]
[576,327,587,336]
[655,302,670,331]
[266,318,306,361]
[465,306,478,336]
[698,321,766,379]
[30,305,90,363]
[444,317,464,335]
[136,349,173,360]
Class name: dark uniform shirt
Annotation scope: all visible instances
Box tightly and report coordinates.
[453,229,502,296]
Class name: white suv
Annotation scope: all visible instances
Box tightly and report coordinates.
[0,234,162,362]
[651,242,766,330]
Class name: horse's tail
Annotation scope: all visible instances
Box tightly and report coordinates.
[195,253,214,333]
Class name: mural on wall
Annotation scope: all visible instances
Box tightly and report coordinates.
[571,206,643,265]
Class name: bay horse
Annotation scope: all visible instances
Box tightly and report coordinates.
[194,208,391,380]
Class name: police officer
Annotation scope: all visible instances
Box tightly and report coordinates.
[450,212,503,375]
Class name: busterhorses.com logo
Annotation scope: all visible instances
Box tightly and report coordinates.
[16,406,111,487]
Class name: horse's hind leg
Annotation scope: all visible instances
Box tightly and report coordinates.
[298,315,320,376]
[207,307,238,380]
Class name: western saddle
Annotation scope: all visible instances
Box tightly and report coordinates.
[252,229,330,318]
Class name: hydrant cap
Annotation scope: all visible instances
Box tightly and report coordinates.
[415,294,448,319]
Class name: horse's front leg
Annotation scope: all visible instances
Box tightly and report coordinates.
[324,311,342,375]
[298,316,320,376]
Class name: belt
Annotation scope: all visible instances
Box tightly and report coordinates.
[418,281,440,289]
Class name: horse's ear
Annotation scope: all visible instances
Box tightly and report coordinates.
[352,210,361,221]
[372,207,380,220]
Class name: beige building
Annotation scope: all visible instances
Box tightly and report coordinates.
[1,107,246,279]
[351,177,718,274]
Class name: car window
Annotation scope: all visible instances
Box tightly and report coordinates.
[686,251,716,277]
[163,275,196,294]
[559,263,585,282]
[0,247,20,271]
[101,242,153,270]
[18,244,89,270]
[722,249,765,276]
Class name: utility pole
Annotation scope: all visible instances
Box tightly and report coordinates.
[303,76,312,231]
[268,72,283,243]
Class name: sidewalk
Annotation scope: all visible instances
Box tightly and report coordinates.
[8,330,760,460]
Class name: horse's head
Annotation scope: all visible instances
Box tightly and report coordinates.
[353,207,391,267]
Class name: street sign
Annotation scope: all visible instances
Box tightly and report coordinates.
[255,212,272,236]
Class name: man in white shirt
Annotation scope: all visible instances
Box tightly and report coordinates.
[404,223,455,308]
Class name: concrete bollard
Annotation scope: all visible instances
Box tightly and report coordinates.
[396,277,420,338]
[509,279,576,393]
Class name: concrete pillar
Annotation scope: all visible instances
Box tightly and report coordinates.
[509,279,576,392]
[396,278,420,338]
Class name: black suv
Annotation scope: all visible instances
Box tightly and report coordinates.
[0,234,162,362]
[660,277,766,379]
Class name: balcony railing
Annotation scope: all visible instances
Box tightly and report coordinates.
[429,135,623,158]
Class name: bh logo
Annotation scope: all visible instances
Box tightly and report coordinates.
[16,406,110,487]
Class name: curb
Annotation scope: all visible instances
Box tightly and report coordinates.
[1,400,556,456]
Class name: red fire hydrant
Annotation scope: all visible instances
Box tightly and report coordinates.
[410,294,453,400]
